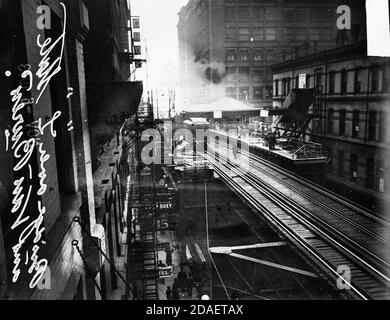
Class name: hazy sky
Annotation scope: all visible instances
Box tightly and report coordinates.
[131,0,189,91]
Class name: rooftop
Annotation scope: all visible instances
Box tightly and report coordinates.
[183,97,257,114]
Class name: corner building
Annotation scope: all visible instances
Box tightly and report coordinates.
[178,0,367,110]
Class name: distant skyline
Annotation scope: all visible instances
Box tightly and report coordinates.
[131,0,189,92]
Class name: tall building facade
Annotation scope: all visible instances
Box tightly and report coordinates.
[178,0,367,109]
[0,0,92,299]
[84,0,143,172]
[0,0,142,300]
[271,42,390,208]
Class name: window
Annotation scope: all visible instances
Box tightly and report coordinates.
[329,71,336,95]
[383,64,390,93]
[370,66,384,93]
[274,79,279,96]
[337,151,344,178]
[252,27,264,41]
[225,7,236,22]
[238,28,250,41]
[296,27,308,41]
[265,68,273,81]
[265,7,277,21]
[305,74,311,89]
[282,78,291,95]
[295,75,299,88]
[226,87,237,99]
[239,7,249,21]
[282,79,287,96]
[265,49,276,61]
[283,28,295,41]
[315,69,323,90]
[253,87,263,100]
[352,110,360,138]
[322,28,334,41]
[283,8,295,22]
[265,28,276,41]
[225,27,237,41]
[379,111,388,143]
[252,49,264,62]
[350,154,358,182]
[377,160,385,193]
[339,110,346,136]
[341,69,348,94]
[286,78,291,94]
[238,67,250,81]
[296,8,307,22]
[226,49,237,62]
[239,87,250,101]
[264,86,273,99]
[310,28,320,41]
[328,109,334,134]
[368,110,377,141]
[252,7,264,20]
[239,49,250,62]
[310,7,322,22]
[354,68,363,93]
[252,67,263,80]
[226,67,237,81]
[133,32,140,42]
[366,158,375,189]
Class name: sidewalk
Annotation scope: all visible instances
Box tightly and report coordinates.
[156,230,199,301]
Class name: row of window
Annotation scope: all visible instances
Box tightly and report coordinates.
[225,26,334,43]
[226,66,270,80]
[225,6,277,22]
[224,5,335,23]
[225,26,277,41]
[334,152,386,193]
[226,86,273,101]
[327,109,388,143]
[274,65,390,96]
[226,48,276,63]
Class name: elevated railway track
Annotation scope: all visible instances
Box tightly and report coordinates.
[202,140,390,300]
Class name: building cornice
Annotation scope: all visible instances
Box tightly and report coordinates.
[271,42,369,73]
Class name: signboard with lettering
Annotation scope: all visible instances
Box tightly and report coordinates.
[213,111,222,119]
[159,266,173,278]
[260,109,269,118]
[156,201,173,210]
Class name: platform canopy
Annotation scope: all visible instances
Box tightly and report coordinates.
[183,97,257,113]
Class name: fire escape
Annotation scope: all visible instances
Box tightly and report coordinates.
[127,101,160,300]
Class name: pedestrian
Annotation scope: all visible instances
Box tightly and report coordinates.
[187,274,194,297]
[172,278,179,293]
[178,267,188,292]
[172,279,180,300]
[165,247,172,266]
[132,283,139,300]
[166,286,172,300]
